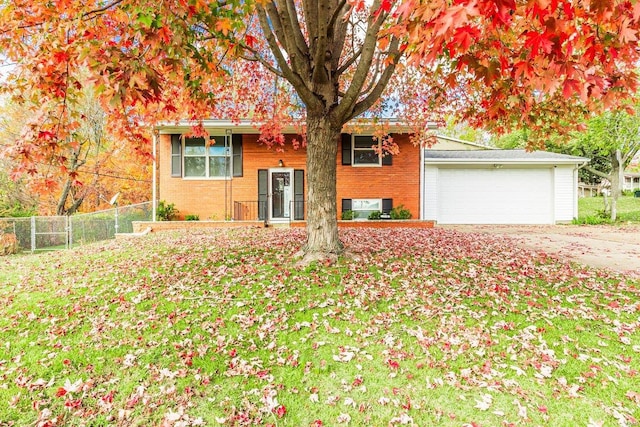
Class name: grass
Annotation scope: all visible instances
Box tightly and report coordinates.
[577,195,640,224]
[0,227,639,426]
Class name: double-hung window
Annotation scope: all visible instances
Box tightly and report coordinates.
[183,136,231,179]
[352,135,381,166]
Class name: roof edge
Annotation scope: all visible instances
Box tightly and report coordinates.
[155,118,439,134]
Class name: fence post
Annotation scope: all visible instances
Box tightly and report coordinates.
[66,216,72,249]
[30,216,36,253]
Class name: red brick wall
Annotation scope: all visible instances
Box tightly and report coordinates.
[337,134,420,219]
[158,133,420,220]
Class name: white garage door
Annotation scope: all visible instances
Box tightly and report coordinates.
[437,168,553,224]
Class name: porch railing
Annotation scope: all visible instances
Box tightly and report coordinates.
[233,201,267,221]
[290,200,305,222]
[232,200,305,222]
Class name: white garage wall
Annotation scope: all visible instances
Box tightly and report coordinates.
[423,166,439,220]
[554,165,577,222]
[424,163,581,224]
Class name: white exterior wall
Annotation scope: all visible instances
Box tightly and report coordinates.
[554,165,577,222]
[423,166,439,221]
[424,163,581,224]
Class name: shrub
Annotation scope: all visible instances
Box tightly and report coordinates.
[185,214,200,221]
[156,201,178,221]
[0,233,19,255]
[341,210,355,220]
[368,211,382,220]
[390,205,412,220]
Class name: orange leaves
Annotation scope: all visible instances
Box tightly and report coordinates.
[397,0,640,137]
[618,17,638,43]
[435,1,480,37]
[215,17,232,36]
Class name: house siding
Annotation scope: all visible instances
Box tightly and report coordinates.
[158,133,420,220]
[554,165,577,222]
[423,165,439,221]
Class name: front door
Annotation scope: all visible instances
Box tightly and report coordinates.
[269,168,294,221]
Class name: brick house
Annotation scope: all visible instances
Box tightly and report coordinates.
[154,120,443,223]
[151,120,587,225]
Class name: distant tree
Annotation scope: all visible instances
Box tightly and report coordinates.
[570,107,640,220]
[492,129,528,150]
[0,159,38,217]
[0,92,151,216]
[494,104,640,221]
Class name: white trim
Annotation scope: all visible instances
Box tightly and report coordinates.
[424,159,587,166]
[182,135,233,179]
[351,135,382,167]
[351,198,383,220]
[152,132,157,222]
[156,118,439,135]
[268,168,295,222]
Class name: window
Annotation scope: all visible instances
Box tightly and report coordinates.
[342,134,392,166]
[183,136,232,178]
[352,135,381,166]
[351,198,381,219]
[171,135,182,177]
[342,198,393,220]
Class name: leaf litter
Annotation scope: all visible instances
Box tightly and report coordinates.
[0,227,638,426]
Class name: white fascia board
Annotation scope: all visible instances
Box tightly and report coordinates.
[423,158,589,166]
[156,119,438,134]
[156,119,267,134]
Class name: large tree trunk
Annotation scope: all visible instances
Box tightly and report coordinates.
[298,114,343,264]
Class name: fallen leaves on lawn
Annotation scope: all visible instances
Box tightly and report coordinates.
[0,227,638,426]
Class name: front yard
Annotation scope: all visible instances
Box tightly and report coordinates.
[0,228,638,426]
[578,195,640,223]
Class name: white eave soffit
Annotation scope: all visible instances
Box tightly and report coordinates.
[155,119,438,135]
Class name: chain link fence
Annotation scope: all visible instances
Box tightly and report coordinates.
[0,202,153,253]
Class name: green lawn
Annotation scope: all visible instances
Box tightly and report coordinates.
[577,195,640,224]
[0,228,638,426]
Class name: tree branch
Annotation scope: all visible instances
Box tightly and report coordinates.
[336,46,362,75]
[255,5,320,109]
[334,0,388,120]
[583,165,611,180]
[82,0,126,20]
[240,51,285,78]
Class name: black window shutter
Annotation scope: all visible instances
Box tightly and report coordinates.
[294,169,305,220]
[232,134,243,177]
[342,199,352,212]
[382,134,393,165]
[341,133,352,165]
[382,198,393,214]
[171,135,182,177]
[258,169,268,220]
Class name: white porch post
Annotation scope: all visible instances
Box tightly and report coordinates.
[152,130,158,222]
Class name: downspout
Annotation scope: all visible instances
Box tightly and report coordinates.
[152,130,158,222]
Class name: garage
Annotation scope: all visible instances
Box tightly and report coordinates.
[422,150,589,225]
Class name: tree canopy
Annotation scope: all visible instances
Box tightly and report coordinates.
[1,0,639,259]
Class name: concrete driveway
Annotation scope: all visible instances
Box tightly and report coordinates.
[440,224,640,277]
